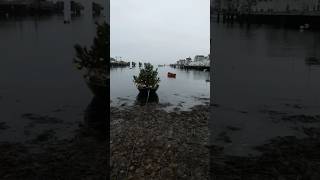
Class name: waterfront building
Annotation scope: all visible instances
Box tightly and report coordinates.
[110,57,116,63]
[0,0,60,15]
[212,0,247,12]
[177,59,186,65]
[187,55,210,67]
[174,55,210,68]
[252,0,320,12]
[214,0,320,13]
[186,57,192,65]
[194,55,206,62]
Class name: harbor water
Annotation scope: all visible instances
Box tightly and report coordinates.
[0,15,104,142]
[211,21,320,151]
[111,65,210,110]
[210,20,320,178]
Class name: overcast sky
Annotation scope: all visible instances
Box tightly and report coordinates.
[110,0,210,64]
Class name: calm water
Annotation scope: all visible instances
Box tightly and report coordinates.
[211,21,320,154]
[213,23,320,109]
[0,15,104,142]
[111,66,210,110]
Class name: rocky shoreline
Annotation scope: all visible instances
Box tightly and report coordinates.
[111,103,209,179]
[0,98,209,179]
[209,102,320,179]
[0,96,107,179]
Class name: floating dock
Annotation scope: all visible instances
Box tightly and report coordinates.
[170,64,210,71]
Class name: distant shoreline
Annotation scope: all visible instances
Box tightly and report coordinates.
[0,1,104,18]
[211,11,320,30]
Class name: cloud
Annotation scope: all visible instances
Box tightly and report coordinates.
[111,0,209,64]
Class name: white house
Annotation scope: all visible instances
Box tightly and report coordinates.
[188,55,210,67]
[194,55,206,62]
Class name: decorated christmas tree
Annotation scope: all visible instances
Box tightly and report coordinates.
[133,63,160,91]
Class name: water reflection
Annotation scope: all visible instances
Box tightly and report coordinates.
[135,92,159,106]
[211,18,320,179]
[111,66,209,109]
[0,13,107,177]
[83,96,107,141]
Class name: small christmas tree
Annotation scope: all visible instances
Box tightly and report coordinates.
[133,63,160,90]
[73,22,108,82]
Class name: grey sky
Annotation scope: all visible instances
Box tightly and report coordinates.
[111,0,210,64]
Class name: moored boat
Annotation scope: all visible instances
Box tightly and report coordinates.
[167,72,176,78]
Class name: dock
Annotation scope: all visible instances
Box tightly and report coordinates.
[212,0,320,29]
[110,61,130,67]
[213,11,320,29]
[0,0,101,17]
[170,64,210,71]
[173,55,210,71]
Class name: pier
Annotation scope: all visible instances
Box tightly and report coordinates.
[170,64,210,71]
[214,11,320,29]
[0,0,60,15]
[110,61,130,68]
[212,0,320,29]
[172,55,210,71]
[0,0,103,18]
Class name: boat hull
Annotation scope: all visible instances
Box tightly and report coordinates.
[167,72,176,78]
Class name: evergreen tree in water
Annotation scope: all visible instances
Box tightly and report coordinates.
[133,63,160,89]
